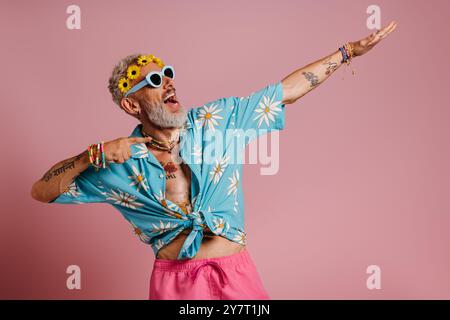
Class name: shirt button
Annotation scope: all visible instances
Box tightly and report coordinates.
[159,173,164,179]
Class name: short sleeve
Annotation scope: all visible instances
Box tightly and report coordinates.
[48,165,106,204]
[194,81,286,144]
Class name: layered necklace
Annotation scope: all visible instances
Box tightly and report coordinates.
[141,127,180,154]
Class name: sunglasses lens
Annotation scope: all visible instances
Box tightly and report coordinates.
[163,66,174,79]
[149,73,162,87]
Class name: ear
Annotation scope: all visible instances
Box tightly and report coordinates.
[120,97,140,118]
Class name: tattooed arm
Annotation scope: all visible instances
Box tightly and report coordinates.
[281,49,343,104]
[281,21,397,104]
[31,151,91,203]
[31,136,152,203]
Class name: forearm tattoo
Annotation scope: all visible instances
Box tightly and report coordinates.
[322,56,338,75]
[302,71,319,87]
[40,153,84,182]
[41,160,76,182]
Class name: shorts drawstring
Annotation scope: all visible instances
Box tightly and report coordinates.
[190,261,229,287]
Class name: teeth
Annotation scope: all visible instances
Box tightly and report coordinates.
[163,92,175,102]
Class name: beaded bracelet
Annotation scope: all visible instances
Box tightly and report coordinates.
[87,141,106,171]
[340,42,354,64]
[344,45,351,61]
[345,43,354,60]
[338,42,356,77]
[339,46,349,63]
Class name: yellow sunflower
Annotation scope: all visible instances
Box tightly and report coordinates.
[118,78,131,93]
[127,65,140,80]
[153,57,165,68]
[147,54,155,61]
[137,55,150,66]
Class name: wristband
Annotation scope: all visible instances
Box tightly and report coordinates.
[88,141,106,171]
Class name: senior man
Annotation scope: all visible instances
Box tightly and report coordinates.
[31,22,397,300]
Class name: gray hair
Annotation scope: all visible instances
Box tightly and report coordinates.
[108,53,143,106]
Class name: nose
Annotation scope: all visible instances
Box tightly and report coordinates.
[162,75,174,89]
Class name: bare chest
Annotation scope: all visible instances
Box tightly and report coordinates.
[150,146,192,214]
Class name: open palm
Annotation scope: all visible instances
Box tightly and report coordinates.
[351,21,398,57]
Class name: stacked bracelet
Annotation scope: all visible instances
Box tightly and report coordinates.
[339,46,348,63]
[87,141,106,171]
[339,42,354,64]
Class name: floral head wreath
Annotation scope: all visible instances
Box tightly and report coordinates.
[118,54,165,94]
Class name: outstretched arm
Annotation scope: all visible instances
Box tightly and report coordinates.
[281,21,397,104]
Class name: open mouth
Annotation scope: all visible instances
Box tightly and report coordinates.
[163,93,179,109]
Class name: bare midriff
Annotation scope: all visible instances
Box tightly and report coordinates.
[156,227,246,260]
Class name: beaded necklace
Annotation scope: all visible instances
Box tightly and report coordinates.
[141,128,179,153]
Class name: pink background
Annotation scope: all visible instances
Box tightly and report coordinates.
[1,0,449,299]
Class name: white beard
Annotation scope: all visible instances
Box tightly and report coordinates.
[142,100,188,129]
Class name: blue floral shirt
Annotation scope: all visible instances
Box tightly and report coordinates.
[50,81,287,259]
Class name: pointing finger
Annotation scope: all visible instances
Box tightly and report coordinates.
[128,136,152,145]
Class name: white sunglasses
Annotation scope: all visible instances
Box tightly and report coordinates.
[125,65,175,97]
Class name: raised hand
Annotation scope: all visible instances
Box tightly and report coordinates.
[350,21,398,57]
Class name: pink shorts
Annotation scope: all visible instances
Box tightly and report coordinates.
[149,248,270,300]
